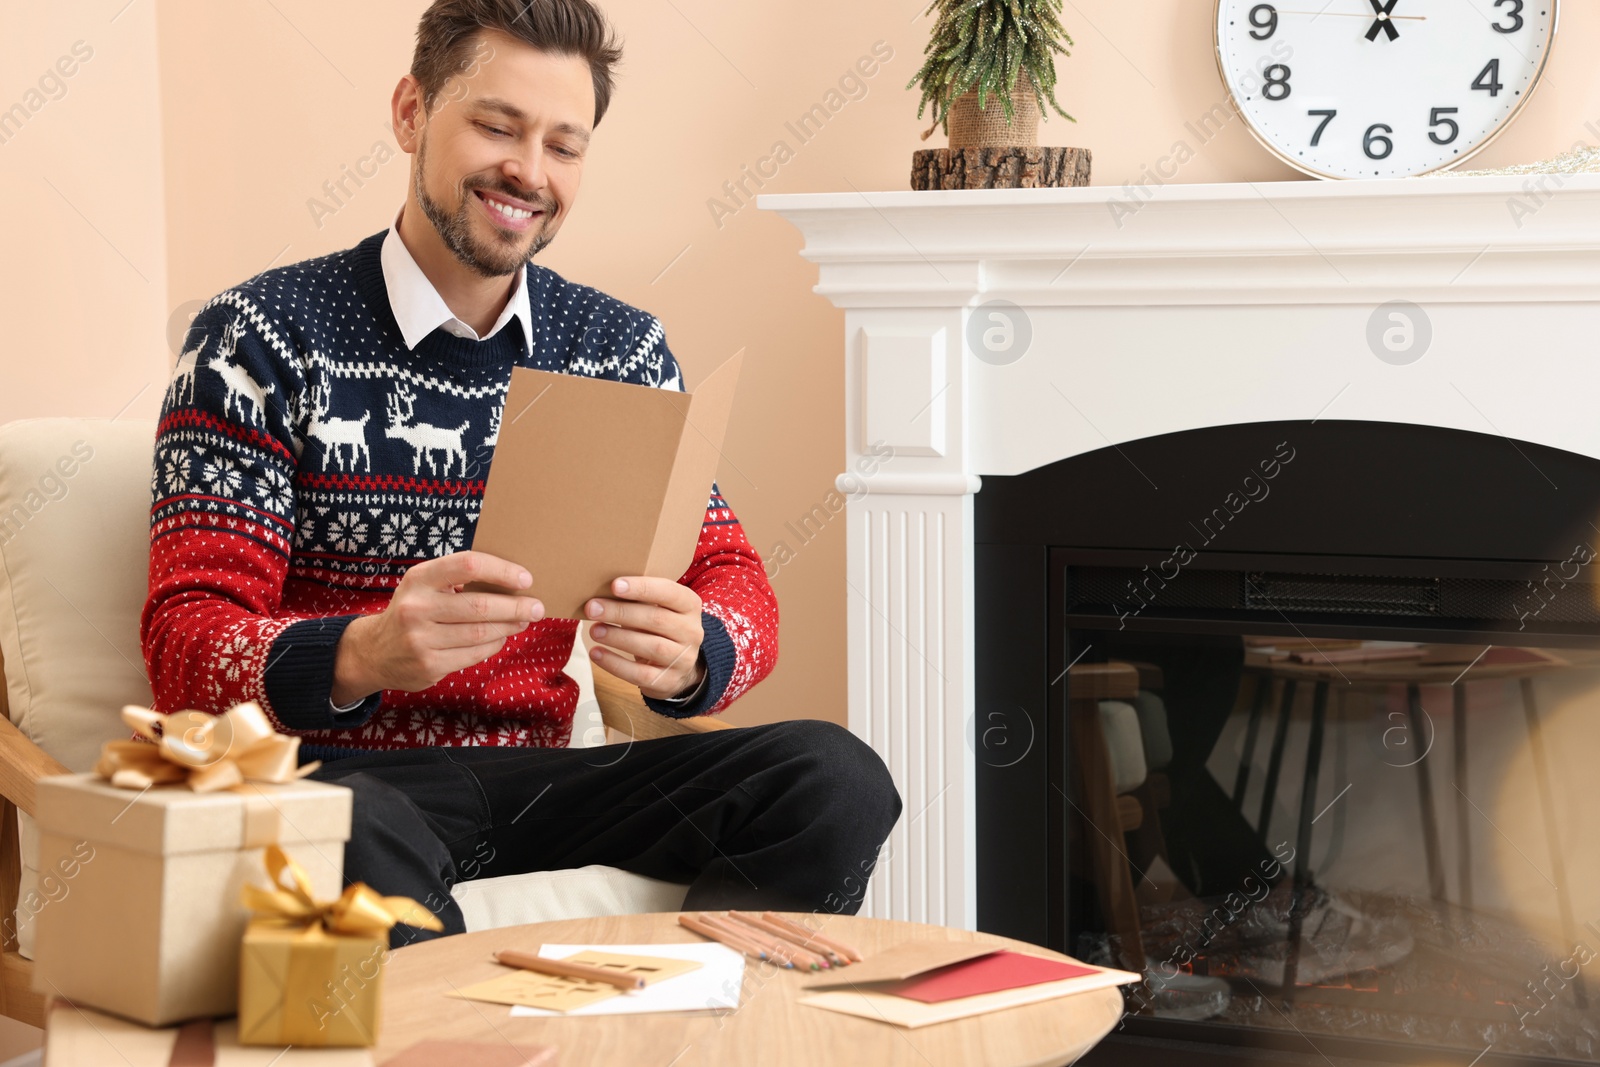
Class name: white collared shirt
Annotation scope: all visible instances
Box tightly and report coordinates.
[379,206,534,355]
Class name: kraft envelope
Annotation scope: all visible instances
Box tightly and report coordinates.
[467,351,743,618]
[801,941,999,989]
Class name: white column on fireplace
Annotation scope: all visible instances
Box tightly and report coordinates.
[761,175,1600,930]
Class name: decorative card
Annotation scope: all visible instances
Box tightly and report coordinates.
[467,353,743,618]
[507,942,744,1019]
[882,950,1102,1003]
[449,951,700,1013]
[564,949,703,986]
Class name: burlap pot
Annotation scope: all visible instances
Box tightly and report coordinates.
[947,81,1040,149]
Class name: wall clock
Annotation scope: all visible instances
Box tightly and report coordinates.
[1214,0,1559,178]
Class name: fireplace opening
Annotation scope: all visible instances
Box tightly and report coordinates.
[1069,617,1597,1065]
[974,420,1600,1066]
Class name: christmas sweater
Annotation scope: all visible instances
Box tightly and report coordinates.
[140,231,778,753]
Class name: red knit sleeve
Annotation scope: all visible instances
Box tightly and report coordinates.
[658,482,778,717]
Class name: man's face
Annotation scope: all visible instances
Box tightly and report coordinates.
[410,32,594,277]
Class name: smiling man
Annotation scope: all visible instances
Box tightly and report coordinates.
[140,0,901,942]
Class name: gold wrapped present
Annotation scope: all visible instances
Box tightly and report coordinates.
[239,845,442,1047]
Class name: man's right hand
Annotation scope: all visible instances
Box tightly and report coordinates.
[330,551,544,704]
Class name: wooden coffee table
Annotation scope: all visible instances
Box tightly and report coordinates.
[378,912,1126,1066]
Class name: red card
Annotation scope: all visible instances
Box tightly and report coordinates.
[885,950,1101,1004]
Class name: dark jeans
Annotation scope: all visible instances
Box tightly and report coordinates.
[307,720,903,947]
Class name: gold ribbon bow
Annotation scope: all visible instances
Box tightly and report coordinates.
[242,845,444,937]
[94,700,319,794]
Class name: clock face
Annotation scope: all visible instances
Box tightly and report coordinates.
[1215,0,1558,178]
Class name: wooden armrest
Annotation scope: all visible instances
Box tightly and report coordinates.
[1116,794,1143,832]
[0,950,43,1028]
[591,669,731,741]
[0,715,68,818]
[1124,660,1164,692]
[1067,662,1140,702]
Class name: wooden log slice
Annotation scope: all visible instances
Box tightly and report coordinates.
[910,146,1092,190]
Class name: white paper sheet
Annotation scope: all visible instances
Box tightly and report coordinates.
[507,942,745,1017]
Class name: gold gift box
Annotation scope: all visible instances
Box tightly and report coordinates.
[239,918,388,1048]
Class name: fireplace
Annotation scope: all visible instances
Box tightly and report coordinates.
[760,175,1600,1063]
[976,418,1599,1064]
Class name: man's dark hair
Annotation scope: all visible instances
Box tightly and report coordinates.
[412,0,623,127]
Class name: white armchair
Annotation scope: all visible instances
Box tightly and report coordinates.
[0,417,723,1027]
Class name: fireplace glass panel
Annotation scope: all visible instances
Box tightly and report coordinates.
[1070,627,1600,1063]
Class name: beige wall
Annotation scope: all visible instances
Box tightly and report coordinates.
[5,1,1600,728]
[0,0,169,427]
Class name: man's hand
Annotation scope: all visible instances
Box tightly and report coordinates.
[585,576,705,701]
[331,551,544,704]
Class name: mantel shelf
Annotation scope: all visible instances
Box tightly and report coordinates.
[760,174,1600,307]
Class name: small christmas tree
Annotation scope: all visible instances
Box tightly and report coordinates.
[907,0,1076,138]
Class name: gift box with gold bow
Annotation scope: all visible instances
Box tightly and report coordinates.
[32,701,353,1026]
[238,845,441,1047]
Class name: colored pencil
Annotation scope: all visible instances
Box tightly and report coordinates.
[677,913,764,958]
[761,912,864,962]
[701,913,811,969]
[677,912,788,968]
[723,912,828,970]
[493,949,645,991]
[726,911,838,967]
[733,911,847,965]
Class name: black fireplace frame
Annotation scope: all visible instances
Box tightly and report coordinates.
[973,419,1600,1067]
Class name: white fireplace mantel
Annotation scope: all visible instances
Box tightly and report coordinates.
[759,175,1600,929]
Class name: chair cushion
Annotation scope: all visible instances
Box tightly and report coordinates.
[0,419,158,773]
[1131,690,1174,771]
[1098,700,1149,795]
[454,865,688,931]
[2,418,160,961]
[14,814,39,958]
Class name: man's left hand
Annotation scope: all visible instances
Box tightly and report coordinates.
[586,577,705,700]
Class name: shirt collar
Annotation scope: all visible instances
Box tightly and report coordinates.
[380,205,533,356]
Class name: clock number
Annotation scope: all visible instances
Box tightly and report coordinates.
[1248,4,1278,39]
[1492,0,1524,33]
[1428,107,1460,145]
[1308,109,1337,146]
[1263,64,1292,101]
[1473,58,1504,97]
[1363,123,1395,160]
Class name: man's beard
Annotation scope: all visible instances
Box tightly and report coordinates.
[414,136,555,278]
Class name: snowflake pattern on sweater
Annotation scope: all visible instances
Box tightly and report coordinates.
[140,231,778,751]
